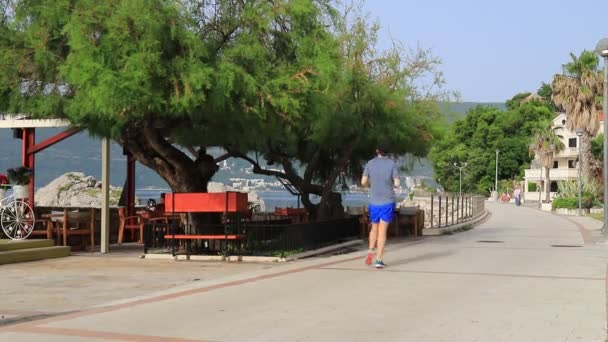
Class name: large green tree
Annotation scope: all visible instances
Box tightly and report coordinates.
[0,0,341,194]
[429,98,554,194]
[230,4,446,219]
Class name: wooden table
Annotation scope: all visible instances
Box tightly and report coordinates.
[42,207,97,251]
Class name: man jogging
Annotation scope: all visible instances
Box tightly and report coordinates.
[361,145,400,268]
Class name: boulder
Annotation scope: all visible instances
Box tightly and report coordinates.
[35,172,122,207]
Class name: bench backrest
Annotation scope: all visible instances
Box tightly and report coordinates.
[164,192,249,213]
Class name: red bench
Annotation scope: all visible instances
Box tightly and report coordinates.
[164,234,245,240]
[163,192,249,256]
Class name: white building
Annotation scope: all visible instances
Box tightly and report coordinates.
[523,112,604,201]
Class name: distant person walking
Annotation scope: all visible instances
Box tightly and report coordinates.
[361,145,400,269]
[513,186,522,206]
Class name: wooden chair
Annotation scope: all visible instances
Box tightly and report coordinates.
[42,209,95,251]
[31,215,54,240]
[118,207,143,244]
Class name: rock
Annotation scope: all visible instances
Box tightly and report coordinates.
[35,175,265,211]
[35,172,122,207]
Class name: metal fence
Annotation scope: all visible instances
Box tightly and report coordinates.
[425,194,485,228]
[241,218,359,256]
[144,217,359,257]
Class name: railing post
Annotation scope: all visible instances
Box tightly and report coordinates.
[451,195,455,225]
[430,194,434,228]
[438,195,442,227]
[469,195,473,218]
[445,195,449,226]
[456,195,460,223]
[461,195,464,220]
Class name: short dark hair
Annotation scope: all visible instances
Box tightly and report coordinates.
[376,142,390,155]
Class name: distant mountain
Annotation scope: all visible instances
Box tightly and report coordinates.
[0,101,504,190]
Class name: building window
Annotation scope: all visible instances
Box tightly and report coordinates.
[568,160,576,169]
[553,161,558,168]
[562,119,566,125]
[569,138,577,148]
[550,181,558,192]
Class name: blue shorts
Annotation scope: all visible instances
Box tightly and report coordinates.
[369,203,395,224]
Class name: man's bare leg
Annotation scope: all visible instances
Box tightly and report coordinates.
[365,222,379,264]
[375,220,389,261]
[369,222,379,250]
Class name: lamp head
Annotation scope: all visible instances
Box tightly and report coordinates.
[596,38,608,57]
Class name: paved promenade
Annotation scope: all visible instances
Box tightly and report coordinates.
[1,202,607,341]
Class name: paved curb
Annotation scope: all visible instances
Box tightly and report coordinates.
[143,240,364,263]
[285,239,364,261]
[143,253,286,263]
[421,210,490,236]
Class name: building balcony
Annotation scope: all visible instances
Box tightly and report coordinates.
[524,168,579,181]
[555,147,579,158]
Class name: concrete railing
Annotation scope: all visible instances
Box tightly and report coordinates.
[416,194,485,229]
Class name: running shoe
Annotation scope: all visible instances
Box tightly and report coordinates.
[365,252,374,265]
[375,260,386,269]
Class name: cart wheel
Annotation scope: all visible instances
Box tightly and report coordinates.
[1,200,35,240]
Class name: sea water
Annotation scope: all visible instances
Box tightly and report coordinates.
[135,189,406,211]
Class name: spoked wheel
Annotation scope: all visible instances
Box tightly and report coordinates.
[1,200,35,240]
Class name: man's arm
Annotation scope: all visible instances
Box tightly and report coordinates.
[392,162,400,188]
[361,163,370,187]
[361,175,369,187]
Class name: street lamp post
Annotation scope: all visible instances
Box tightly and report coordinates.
[596,38,608,233]
[495,149,500,201]
[576,128,584,216]
[453,162,468,198]
[530,143,542,208]
[547,144,555,205]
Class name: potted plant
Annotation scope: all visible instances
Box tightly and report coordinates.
[6,167,33,199]
[0,173,8,198]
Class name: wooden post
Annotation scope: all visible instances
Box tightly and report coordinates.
[90,207,95,253]
[100,138,110,254]
[430,194,434,228]
[451,196,455,224]
[62,208,68,246]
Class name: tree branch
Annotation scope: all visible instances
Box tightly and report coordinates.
[214,152,233,163]
[232,151,288,179]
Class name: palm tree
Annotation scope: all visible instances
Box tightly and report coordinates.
[552,50,604,179]
[530,128,565,202]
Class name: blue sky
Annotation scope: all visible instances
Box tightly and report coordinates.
[363,0,608,103]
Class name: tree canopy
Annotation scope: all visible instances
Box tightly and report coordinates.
[429,96,554,195]
[0,0,446,219]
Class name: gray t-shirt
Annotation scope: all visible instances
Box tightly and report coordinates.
[363,156,399,205]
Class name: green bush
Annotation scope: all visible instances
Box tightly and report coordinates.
[553,195,594,209]
[528,183,537,192]
[557,179,600,199]
[552,197,578,209]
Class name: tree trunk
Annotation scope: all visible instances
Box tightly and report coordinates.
[581,131,593,180]
[545,166,551,203]
[118,121,220,233]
